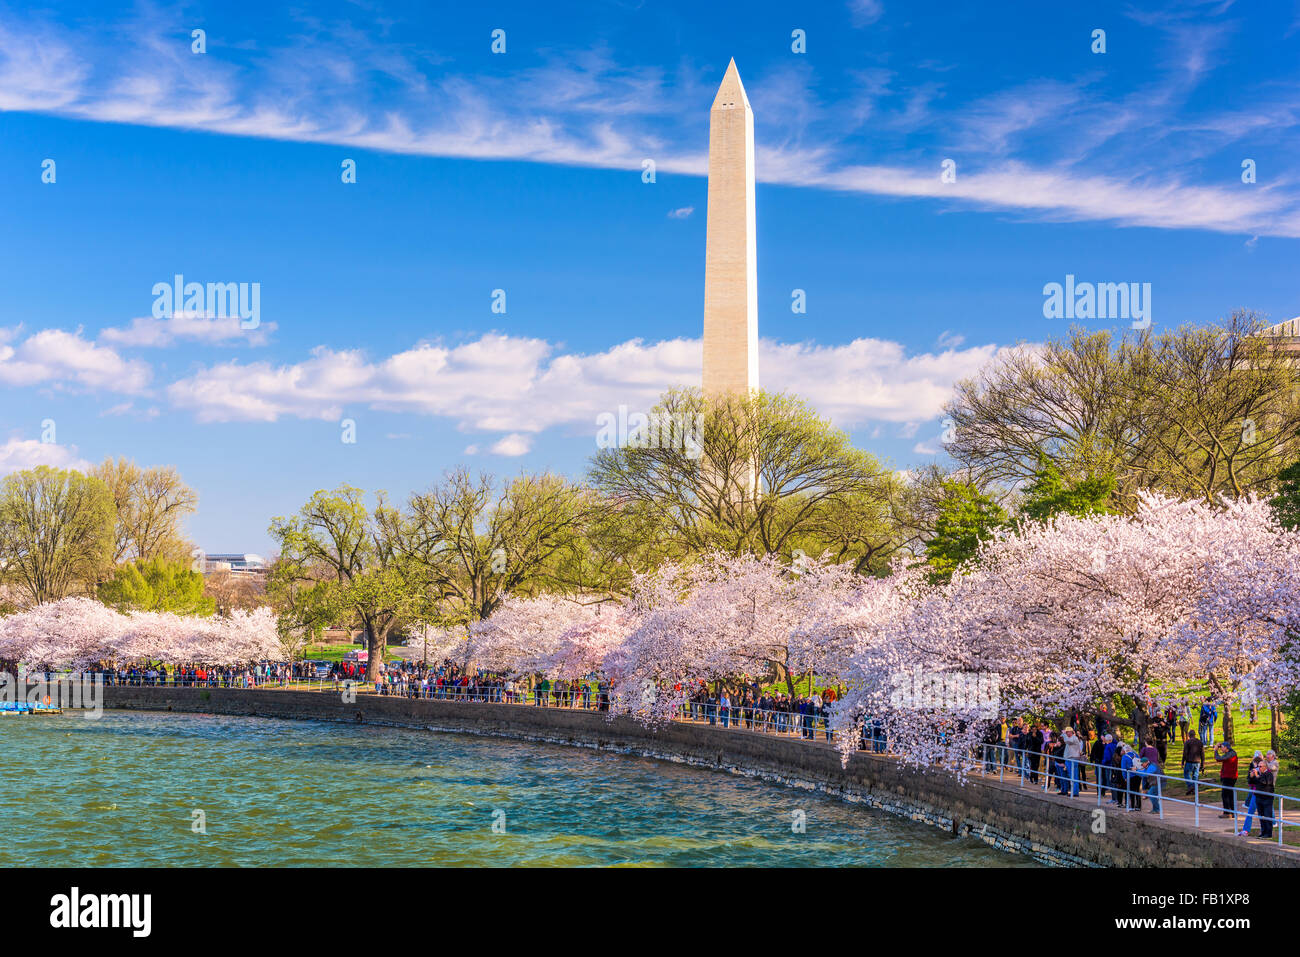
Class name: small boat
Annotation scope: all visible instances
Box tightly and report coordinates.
[0,702,63,716]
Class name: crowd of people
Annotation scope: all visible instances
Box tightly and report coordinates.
[340,659,613,710]
[60,662,305,688]
[980,708,1283,839]
[335,661,842,739]
[685,682,838,739]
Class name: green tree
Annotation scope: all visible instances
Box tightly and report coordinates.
[0,466,114,604]
[921,481,1008,584]
[589,388,900,564]
[1019,460,1115,523]
[99,557,215,616]
[1269,456,1300,530]
[92,457,198,565]
[1279,691,1300,766]
[404,468,595,625]
[269,486,420,682]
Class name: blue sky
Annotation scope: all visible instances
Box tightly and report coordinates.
[1,0,1298,554]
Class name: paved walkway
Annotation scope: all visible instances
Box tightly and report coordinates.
[959,757,1300,853]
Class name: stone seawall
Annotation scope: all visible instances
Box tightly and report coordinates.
[101,686,1296,868]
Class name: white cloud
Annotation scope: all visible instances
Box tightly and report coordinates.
[667,206,694,219]
[0,437,91,475]
[848,0,885,27]
[100,312,276,348]
[764,337,1007,426]
[0,328,151,393]
[490,433,533,457]
[164,332,1004,444]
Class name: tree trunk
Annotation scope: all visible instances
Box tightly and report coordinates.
[1271,702,1281,754]
[1223,705,1235,748]
[365,622,387,683]
[1129,698,1149,748]
[771,660,794,698]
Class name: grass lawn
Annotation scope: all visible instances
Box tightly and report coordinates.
[759,675,833,697]
[1226,708,1296,792]
[299,643,362,662]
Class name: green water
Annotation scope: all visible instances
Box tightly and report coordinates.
[0,711,1038,867]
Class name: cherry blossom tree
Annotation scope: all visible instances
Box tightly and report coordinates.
[1177,496,1300,731]
[609,552,861,720]
[0,598,127,669]
[831,493,1300,768]
[0,598,281,669]
[467,595,595,675]
[538,608,635,681]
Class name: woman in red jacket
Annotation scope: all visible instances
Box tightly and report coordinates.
[1212,743,1238,818]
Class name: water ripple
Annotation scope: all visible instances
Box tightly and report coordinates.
[0,711,1039,868]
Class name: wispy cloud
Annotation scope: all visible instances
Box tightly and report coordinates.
[848,0,885,28]
[1,6,1297,236]
[100,312,276,348]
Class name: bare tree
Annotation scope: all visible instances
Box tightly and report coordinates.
[404,469,595,625]
[93,458,198,564]
[944,313,1300,506]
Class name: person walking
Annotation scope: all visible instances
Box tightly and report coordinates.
[1181,734,1204,795]
[1134,757,1161,814]
[983,720,1002,772]
[1093,733,1111,799]
[1008,718,1026,773]
[1153,714,1170,765]
[1120,745,1141,811]
[1106,737,1126,806]
[1063,727,1085,797]
[1199,702,1218,746]
[1023,721,1041,784]
[1047,731,1066,794]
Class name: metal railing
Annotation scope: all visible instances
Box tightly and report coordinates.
[967,742,1294,847]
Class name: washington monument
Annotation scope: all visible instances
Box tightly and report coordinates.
[702,59,759,395]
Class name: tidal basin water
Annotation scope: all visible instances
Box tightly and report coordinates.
[1,711,1038,867]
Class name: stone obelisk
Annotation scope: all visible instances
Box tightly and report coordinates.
[702,59,758,395]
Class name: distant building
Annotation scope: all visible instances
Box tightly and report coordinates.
[202,553,267,575]
[1263,317,1300,356]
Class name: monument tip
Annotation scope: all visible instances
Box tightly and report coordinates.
[712,58,750,111]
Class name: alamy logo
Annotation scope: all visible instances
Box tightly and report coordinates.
[595,405,704,459]
[0,674,102,718]
[1043,275,1151,329]
[888,667,1000,718]
[152,273,260,329]
[50,887,151,937]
